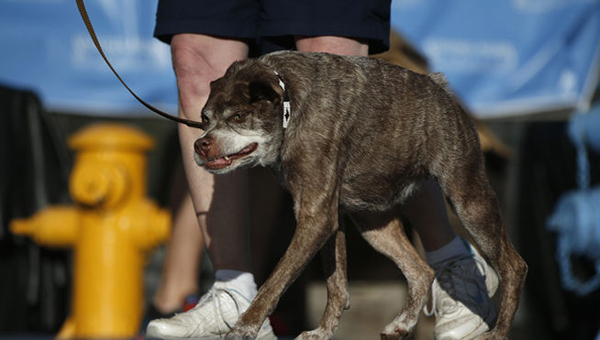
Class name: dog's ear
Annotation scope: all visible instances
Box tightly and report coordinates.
[249,80,281,105]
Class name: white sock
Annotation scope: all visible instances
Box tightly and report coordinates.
[214,269,258,300]
[425,236,470,272]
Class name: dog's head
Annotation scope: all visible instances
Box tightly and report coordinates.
[193,59,286,174]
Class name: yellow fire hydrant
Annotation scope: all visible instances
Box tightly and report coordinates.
[11,123,171,339]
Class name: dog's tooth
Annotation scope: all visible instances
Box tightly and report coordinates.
[224,156,230,161]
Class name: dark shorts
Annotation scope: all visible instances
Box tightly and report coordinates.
[154,0,391,54]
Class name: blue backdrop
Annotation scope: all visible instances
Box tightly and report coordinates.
[0,0,177,116]
[391,0,600,118]
[1,0,599,118]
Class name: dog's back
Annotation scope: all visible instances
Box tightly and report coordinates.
[261,51,480,212]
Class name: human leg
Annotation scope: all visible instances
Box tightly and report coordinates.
[402,179,457,252]
[148,33,250,319]
[146,34,276,339]
[152,190,202,315]
[171,34,251,272]
[295,35,369,56]
[147,0,285,335]
[404,179,499,339]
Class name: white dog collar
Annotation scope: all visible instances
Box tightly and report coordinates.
[274,71,291,129]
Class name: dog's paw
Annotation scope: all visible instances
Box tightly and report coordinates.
[296,327,333,340]
[380,326,409,340]
[225,327,259,340]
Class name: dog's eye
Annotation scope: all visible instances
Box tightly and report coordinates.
[201,113,209,125]
[232,111,248,122]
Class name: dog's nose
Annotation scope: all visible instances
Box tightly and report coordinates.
[194,137,212,158]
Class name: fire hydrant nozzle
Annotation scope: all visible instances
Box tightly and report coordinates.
[10,206,79,247]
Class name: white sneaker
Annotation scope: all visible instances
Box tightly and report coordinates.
[146,282,277,339]
[425,244,498,340]
[469,243,499,299]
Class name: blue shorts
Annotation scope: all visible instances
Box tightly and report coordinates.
[154,0,390,54]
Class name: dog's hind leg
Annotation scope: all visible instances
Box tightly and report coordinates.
[297,226,350,340]
[437,157,527,340]
[350,212,434,340]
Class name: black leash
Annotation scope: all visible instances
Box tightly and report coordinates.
[75,0,204,129]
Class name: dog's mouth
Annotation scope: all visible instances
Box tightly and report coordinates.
[205,143,258,170]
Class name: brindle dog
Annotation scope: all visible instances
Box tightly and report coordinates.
[193,51,527,340]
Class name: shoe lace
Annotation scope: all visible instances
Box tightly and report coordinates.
[192,286,242,337]
[423,254,489,318]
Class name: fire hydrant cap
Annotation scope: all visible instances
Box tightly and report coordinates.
[68,123,154,151]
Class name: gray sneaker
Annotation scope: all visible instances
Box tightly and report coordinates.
[146,281,277,339]
[425,244,498,340]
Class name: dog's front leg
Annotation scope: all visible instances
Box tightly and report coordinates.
[227,190,341,339]
[297,226,349,340]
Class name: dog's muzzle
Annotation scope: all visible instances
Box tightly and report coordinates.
[194,136,258,171]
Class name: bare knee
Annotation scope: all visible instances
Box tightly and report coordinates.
[295,35,369,56]
[170,34,249,119]
[171,34,248,77]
